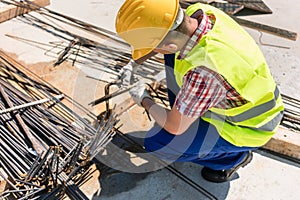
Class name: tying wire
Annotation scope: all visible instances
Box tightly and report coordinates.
[0,52,107,199]
[7,1,300,198]
[258,31,290,49]
[97,79,217,199]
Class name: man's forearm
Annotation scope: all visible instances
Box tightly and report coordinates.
[141,97,197,135]
[141,97,168,130]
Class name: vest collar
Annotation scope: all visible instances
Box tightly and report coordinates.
[177,9,213,60]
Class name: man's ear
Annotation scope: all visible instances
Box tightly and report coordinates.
[162,43,178,53]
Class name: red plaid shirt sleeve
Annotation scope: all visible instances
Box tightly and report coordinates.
[174,67,227,118]
[173,10,248,118]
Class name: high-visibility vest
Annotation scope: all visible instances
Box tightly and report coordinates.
[174,3,284,147]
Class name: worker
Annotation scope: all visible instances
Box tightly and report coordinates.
[115,0,284,183]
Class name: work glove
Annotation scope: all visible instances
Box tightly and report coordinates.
[129,81,152,107]
[118,59,139,87]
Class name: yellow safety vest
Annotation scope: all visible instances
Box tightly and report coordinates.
[174,3,284,147]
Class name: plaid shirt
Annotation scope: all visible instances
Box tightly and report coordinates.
[174,10,248,118]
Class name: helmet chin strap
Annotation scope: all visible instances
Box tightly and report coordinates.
[170,7,184,31]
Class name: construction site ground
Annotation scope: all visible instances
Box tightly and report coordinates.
[0,0,300,199]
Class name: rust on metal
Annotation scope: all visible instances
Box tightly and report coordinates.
[226,0,272,14]
[232,16,298,41]
[210,2,244,15]
[0,0,50,23]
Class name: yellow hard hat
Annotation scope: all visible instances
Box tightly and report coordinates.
[115,0,180,60]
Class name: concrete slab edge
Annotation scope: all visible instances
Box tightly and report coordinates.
[263,126,300,159]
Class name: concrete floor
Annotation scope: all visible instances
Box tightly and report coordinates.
[92,150,300,200]
[0,0,300,200]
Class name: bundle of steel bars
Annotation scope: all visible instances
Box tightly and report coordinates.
[0,51,119,199]
[0,0,166,85]
[0,1,299,200]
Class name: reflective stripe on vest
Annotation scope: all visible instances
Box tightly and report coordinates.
[203,110,283,132]
[203,87,279,125]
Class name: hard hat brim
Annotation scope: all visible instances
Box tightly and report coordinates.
[116,0,180,60]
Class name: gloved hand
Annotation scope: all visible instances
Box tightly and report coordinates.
[118,59,139,87]
[129,81,152,106]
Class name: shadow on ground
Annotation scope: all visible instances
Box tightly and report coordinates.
[91,131,231,200]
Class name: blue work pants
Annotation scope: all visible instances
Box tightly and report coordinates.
[144,54,256,170]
